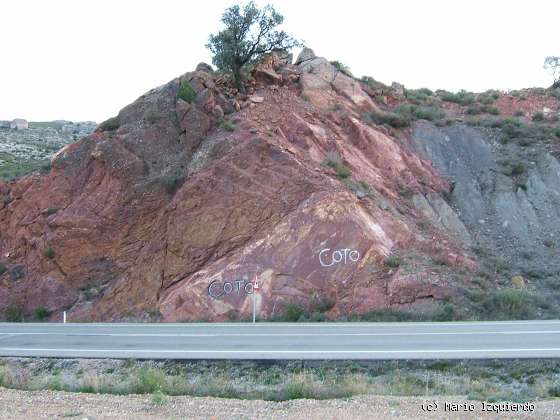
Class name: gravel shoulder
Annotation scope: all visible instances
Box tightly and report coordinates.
[0,388,559,419]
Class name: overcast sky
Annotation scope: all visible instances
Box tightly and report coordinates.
[1,0,559,122]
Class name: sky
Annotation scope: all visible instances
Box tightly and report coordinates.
[1,0,559,122]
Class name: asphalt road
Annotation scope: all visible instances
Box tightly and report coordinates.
[0,320,559,359]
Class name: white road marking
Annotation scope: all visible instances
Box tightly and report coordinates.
[1,331,560,337]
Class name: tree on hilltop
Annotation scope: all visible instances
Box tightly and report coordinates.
[207,2,300,91]
[544,56,560,88]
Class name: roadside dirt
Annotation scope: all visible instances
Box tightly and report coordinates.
[0,388,558,419]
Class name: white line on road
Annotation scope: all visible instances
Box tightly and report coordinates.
[1,331,560,337]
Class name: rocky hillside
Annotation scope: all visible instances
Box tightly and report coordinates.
[1,49,559,322]
[0,121,96,180]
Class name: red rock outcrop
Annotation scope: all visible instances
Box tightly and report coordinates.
[0,54,473,321]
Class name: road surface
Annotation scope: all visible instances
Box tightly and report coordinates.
[0,320,559,359]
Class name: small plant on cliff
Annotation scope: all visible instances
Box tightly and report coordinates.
[144,107,161,124]
[5,305,23,322]
[43,247,55,260]
[34,306,50,321]
[98,116,120,132]
[0,263,5,276]
[177,80,196,103]
[384,255,401,268]
[206,2,300,91]
[325,151,351,180]
[330,60,352,77]
[532,111,545,122]
[217,117,235,131]
[363,110,410,128]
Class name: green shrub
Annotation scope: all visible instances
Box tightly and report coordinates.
[487,106,500,115]
[5,304,23,322]
[549,383,560,397]
[34,306,50,321]
[46,208,58,216]
[395,104,446,121]
[335,165,351,179]
[405,88,433,103]
[43,247,55,260]
[324,151,351,179]
[217,117,235,132]
[151,389,168,406]
[361,76,388,90]
[0,263,5,276]
[363,111,410,128]
[384,255,401,268]
[330,60,352,76]
[177,80,196,103]
[466,106,481,115]
[160,175,184,194]
[98,116,120,132]
[532,111,544,122]
[283,302,305,322]
[555,128,560,138]
[481,289,535,320]
[510,162,525,176]
[438,89,475,106]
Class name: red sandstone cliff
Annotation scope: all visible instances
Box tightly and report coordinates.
[0,50,474,321]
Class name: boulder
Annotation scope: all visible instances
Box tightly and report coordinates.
[295,47,316,65]
[195,62,214,73]
[391,82,405,96]
[254,68,282,85]
[249,95,264,103]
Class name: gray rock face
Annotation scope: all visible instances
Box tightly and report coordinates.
[410,120,560,279]
[295,47,316,65]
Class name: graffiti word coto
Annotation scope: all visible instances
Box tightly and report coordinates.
[319,248,360,267]
[208,279,254,299]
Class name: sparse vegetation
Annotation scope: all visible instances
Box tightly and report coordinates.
[405,88,433,104]
[43,247,55,260]
[437,89,475,106]
[361,76,388,91]
[2,357,557,403]
[98,116,120,132]
[0,263,5,276]
[384,255,401,268]
[362,110,410,128]
[177,80,196,103]
[5,304,23,322]
[532,111,544,122]
[330,60,352,77]
[217,117,236,131]
[395,104,446,122]
[34,306,51,321]
[160,174,184,194]
[324,151,351,179]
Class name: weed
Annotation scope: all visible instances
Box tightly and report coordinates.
[177,80,196,103]
[363,111,410,128]
[532,111,544,122]
[438,89,475,106]
[218,117,235,131]
[43,247,55,260]
[5,304,23,322]
[385,255,401,268]
[34,306,50,321]
[98,116,120,132]
[0,263,5,276]
[151,389,168,406]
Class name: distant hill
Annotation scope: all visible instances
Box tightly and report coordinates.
[0,120,96,179]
